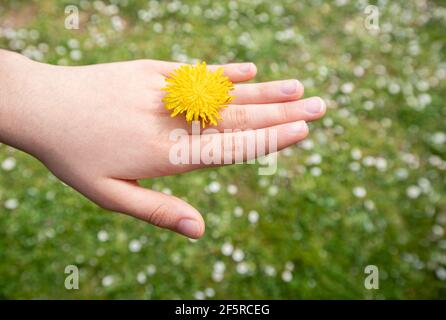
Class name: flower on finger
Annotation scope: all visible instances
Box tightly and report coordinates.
[162,61,234,128]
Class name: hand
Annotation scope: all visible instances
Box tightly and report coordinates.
[0,50,326,238]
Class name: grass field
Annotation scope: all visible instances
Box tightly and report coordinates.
[0,0,445,299]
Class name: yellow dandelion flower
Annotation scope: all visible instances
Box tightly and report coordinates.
[162,61,234,128]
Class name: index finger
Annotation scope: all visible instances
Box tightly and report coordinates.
[151,60,257,83]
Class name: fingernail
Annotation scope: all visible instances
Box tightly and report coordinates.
[239,63,252,73]
[304,97,324,114]
[281,80,299,95]
[288,121,308,134]
[177,219,201,238]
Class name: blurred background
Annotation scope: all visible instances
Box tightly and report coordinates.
[0,0,445,299]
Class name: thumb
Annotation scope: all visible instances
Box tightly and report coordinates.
[97,179,205,239]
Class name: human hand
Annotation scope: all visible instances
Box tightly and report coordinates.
[0,50,326,238]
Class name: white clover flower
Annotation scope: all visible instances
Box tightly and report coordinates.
[376,157,388,171]
[402,153,420,169]
[208,181,221,193]
[349,162,361,172]
[227,184,238,195]
[436,267,446,281]
[406,185,421,199]
[388,83,400,94]
[136,272,147,284]
[4,198,18,210]
[431,132,446,145]
[248,210,259,224]
[146,264,157,275]
[212,272,224,282]
[418,178,431,193]
[272,4,284,15]
[129,239,142,253]
[1,157,16,171]
[428,155,446,169]
[432,225,444,237]
[70,50,82,61]
[351,148,362,160]
[205,287,215,298]
[45,228,55,238]
[395,168,409,180]
[300,139,314,150]
[46,191,55,201]
[258,177,269,187]
[364,200,375,211]
[310,167,322,177]
[353,65,365,77]
[29,29,39,40]
[67,38,79,49]
[9,39,25,51]
[234,206,243,217]
[417,80,429,91]
[111,16,125,31]
[55,46,67,55]
[97,230,109,242]
[282,148,294,157]
[285,261,295,271]
[268,185,279,196]
[281,270,293,282]
[353,186,367,198]
[153,23,163,33]
[306,153,322,165]
[362,156,376,167]
[194,291,205,300]
[264,265,276,277]
[221,242,234,256]
[341,82,354,94]
[232,249,245,262]
[236,262,249,275]
[213,261,225,273]
[419,93,432,107]
[102,275,114,287]
[323,117,333,127]
[364,100,374,110]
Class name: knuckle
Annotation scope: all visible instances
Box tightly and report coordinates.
[229,107,249,130]
[146,204,170,227]
[279,103,292,121]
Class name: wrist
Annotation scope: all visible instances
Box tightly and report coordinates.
[0,50,42,156]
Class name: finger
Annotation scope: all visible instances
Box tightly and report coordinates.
[97,179,205,239]
[187,120,309,168]
[232,79,304,104]
[215,97,326,131]
[152,60,257,83]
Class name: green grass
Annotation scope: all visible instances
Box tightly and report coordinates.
[0,0,445,299]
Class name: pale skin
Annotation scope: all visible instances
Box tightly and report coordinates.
[0,49,326,239]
